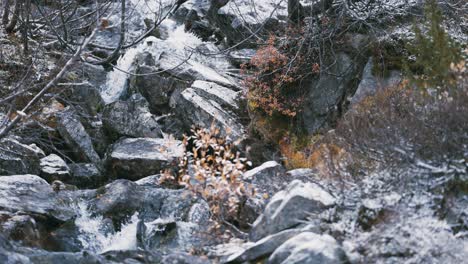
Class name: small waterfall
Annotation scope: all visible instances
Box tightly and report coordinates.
[74,202,139,253]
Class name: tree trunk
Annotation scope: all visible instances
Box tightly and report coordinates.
[5,0,20,33]
[288,0,304,26]
[2,0,11,25]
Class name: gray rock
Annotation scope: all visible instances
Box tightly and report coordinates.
[302,53,362,134]
[102,94,162,140]
[68,83,105,116]
[250,180,336,241]
[243,161,287,196]
[56,108,101,164]
[175,84,245,142]
[351,58,402,106]
[69,163,103,188]
[0,137,45,175]
[213,0,286,46]
[106,137,184,180]
[39,154,70,183]
[137,219,203,252]
[130,65,187,112]
[88,179,196,227]
[0,213,42,249]
[0,174,75,222]
[268,232,348,264]
[225,229,303,263]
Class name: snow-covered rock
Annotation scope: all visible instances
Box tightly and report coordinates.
[102,94,162,140]
[175,82,245,141]
[105,137,184,180]
[39,154,70,182]
[268,232,348,264]
[250,180,336,241]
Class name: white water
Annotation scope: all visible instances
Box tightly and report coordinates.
[74,202,139,253]
[100,0,235,105]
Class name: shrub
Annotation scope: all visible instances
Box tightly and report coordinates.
[242,27,319,117]
[161,126,255,234]
[404,0,464,94]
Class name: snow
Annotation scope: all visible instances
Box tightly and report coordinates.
[75,202,139,252]
[219,0,288,26]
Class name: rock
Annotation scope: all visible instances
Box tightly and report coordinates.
[156,114,186,139]
[190,80,241,112]
[102,94,162,140]
[88,179,196,227]
[0,175,75,222]
[302,52,363,134]
[225,229,303,263]
[268,232,348,264]
[357,193,401,231]
[0,213,42,248]
[69,163,103,188]
[228,49,256,67]
[68,83,105,116]
[56,108,101,164]
[162,252,211,264]
[243,161,287,196]
[351,58,402,106]
[130,65,187,113]
[0,137,45,175]
[250,180,336,241]
[106,137,184,180]
[39,154,70,183]
[175,83,245,142]
[137,219,203,252]
[213,0,287,46]
[187,200,211,225]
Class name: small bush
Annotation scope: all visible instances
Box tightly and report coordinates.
[242,27,319,117]
[404,0,464,94]
[161,126,255,233]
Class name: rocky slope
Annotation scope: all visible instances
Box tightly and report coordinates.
[0,0,467,263]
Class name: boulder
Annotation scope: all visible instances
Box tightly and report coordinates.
[268,232,348,264]
[174,82,245,141]
[243,161,287,196]
[130,65,187,113]
[39,154,70,183]
[302,52,363,134]
[88,179,196,227]
[56,108,101,163]
[69,163,103,188]
[137,219,203,252]
[225,229,303,263]
[0,137,45,175]
[250,180,336,241]
[213,0,287,46]
[102,94,162,140]
[351,58,402,106]
[0,175,75,222]
[105,138,184,180]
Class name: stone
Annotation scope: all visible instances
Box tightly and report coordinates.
[174,84,245,142]
[0,137,45,175]
[130,65,187,112]
[56,108,101,164]
[268,232,348,264]
[302,53,362,134]
[0,174,75,222]
[102,94,162,140]
[351,58,402,106]
[105,138,184,180]
[39,154,70,183]
[250,180,336,241]
[88,179,196,227]
[225,229,303,263]
[243,161,287,196]
[69,163,103,188]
